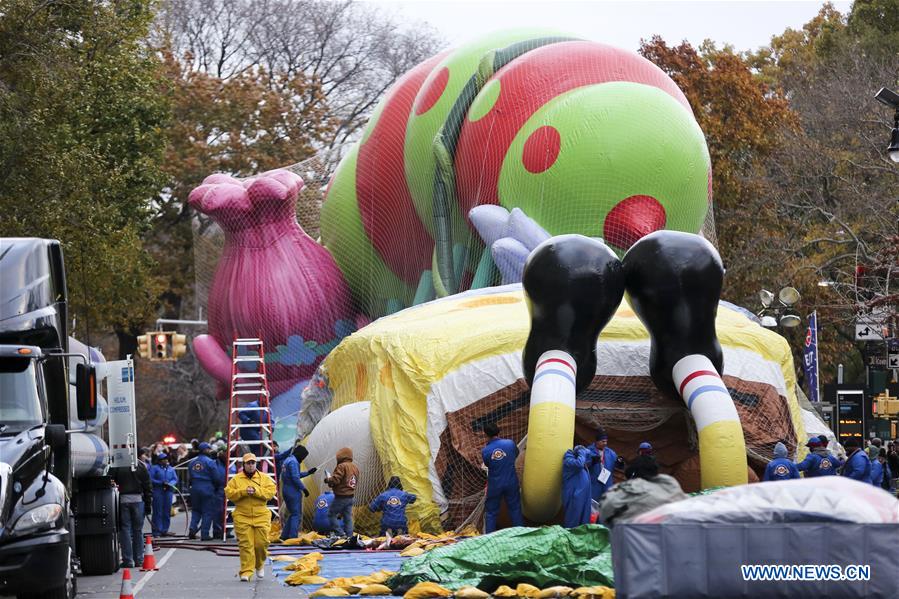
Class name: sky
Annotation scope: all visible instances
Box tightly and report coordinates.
[365,0,852,53]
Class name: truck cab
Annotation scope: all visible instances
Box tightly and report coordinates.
[0,346,74,599]
[0,238,121,599]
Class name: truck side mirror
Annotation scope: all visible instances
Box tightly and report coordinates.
[45,424,68,451]
[76,363,98,421]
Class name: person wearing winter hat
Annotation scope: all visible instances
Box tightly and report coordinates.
[586,427,621,502]
[763,442,800,481]
[225,453,277,581]
[625,454,660,480]
[887,444,899,488]
[875,448,893,492]
[867,445,886,487]
[280,444,317,540]
[841,438,871,481]
[561,445,592,528]
[325,447,361,537]
[188,442,224,540]
[797,437,841,477]
[149,453,178,536]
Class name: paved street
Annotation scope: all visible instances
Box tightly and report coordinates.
[76,512,406,599]
[77,546,302,599]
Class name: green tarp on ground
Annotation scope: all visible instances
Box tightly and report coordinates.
[387,525,614,591]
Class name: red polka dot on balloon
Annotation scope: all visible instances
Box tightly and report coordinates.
[415,67,449,116]
[522,126,561,174]
[604,195,667,250]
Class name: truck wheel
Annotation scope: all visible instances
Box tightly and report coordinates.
[18,546,76,599]
[77,531,119,575]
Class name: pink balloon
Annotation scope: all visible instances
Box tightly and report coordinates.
[190,169,356,397]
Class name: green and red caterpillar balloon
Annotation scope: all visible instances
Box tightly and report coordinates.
[321,29,712,319]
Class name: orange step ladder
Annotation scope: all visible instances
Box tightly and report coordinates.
[222,338,279,539]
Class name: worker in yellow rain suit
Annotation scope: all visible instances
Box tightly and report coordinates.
[225,453,277,581]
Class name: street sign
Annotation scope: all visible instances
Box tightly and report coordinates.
[868,352,888,368]
[855,323,884,341]
[888,338,899,370]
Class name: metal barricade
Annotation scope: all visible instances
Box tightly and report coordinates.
[173,464,192,508]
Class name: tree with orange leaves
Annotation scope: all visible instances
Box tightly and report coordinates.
[639,36,798,308]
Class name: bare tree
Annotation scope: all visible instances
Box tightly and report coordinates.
[763,33,898,328]
[156,0,444,149]
[139,353,226,441]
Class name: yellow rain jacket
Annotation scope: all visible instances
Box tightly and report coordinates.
[225,470,277,525]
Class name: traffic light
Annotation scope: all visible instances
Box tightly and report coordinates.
[874,391,899,417]
[172,333,188,359]
[154,332,168,360]
[137,334,151,359]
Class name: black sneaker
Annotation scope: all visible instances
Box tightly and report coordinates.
[188,531,198,540]
[120,561,134,568]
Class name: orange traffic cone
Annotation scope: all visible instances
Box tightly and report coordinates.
[140,534,159,571]
[119,568,135,599]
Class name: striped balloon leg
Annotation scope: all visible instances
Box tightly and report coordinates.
[672,354,748,488]
[522,350,578,522]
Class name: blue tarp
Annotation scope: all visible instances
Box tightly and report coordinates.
[272,549,407,591]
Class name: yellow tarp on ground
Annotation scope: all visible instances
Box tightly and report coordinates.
[318,285,806,529]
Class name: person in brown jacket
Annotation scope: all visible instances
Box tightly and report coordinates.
[324,447,360,537]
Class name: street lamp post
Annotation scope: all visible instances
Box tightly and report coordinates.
[758,286,802,329]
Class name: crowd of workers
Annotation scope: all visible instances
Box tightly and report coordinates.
[112,417,897,580]
[114,432,411,582]
[483,423,645,530]
[482,426,899,532]
[763,435,896,492]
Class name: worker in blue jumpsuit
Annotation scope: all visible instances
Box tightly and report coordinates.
[150,453,178,536]
[280,444,316,540]
[369,476,417,535]
[312,489,335,534]
[188,443,224,540]
[586,428,621,502]
[211,452,227,539]
[562,445,592,528]
[273,441,291,475]
[763,442,801,481]
[481,422,523,533]
[796,437,841,477]
[239,400,263,456]
[840,438,871,481]
[815,435,843,475]
[867,446,885,487]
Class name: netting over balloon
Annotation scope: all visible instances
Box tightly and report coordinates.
[291,287,806,533]
[187,30,798,535]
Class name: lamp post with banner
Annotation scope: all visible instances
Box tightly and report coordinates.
[803,311,821,403]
